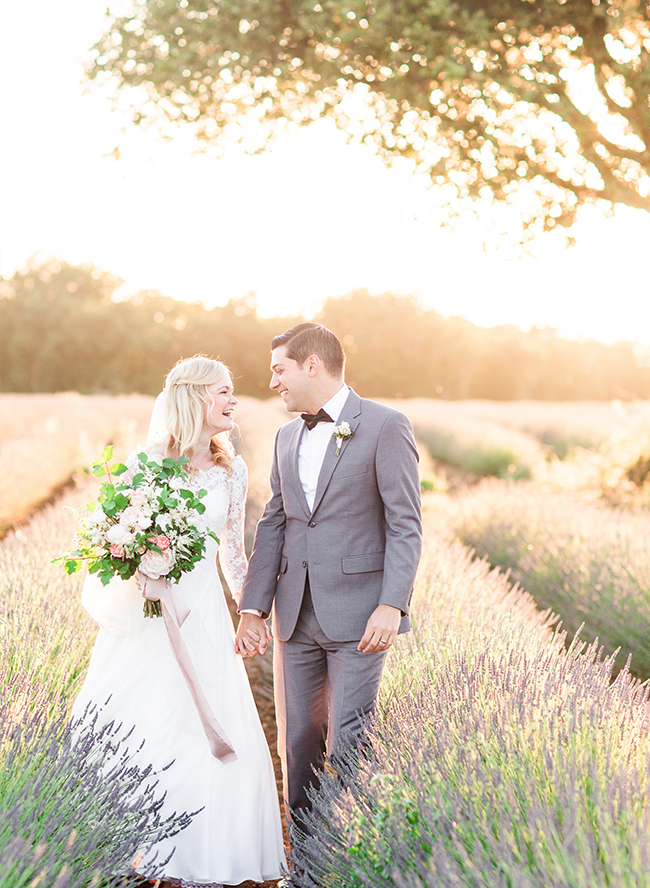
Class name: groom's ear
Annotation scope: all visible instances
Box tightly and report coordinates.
[305,354,321,377]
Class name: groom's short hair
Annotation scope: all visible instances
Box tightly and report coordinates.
[272,323,346,377]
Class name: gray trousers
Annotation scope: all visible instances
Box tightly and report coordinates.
[273,579,387,820]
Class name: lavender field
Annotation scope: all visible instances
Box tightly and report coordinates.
[292,512,650,887]
[449,483,650,676]
[1,394,649,885]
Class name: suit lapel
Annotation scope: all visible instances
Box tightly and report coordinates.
[310,389,362,516]
[286,419,311,518]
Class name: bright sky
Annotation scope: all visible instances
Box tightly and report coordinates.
[2,0,649,345]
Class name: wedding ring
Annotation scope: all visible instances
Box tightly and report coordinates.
[381,638,388,644]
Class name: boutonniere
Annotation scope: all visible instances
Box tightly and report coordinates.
[333,422,354,456]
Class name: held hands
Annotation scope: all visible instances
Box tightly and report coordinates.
[234,612,271,657]
[358,603,401,653]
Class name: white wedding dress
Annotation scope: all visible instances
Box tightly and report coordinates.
[72,453,285,886]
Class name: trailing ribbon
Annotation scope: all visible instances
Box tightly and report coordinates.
[141,575,237,763]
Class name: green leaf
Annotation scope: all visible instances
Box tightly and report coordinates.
[92,464,107,478]
[111,462,128,476]
[102,445,114,461]
[162,457,176,468]
[114,493,130,510]
[132,472,145,486]
[137,451,148,464]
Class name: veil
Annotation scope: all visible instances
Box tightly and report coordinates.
[147,390,168,445]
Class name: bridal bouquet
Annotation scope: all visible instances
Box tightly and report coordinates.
[55,446,218,617]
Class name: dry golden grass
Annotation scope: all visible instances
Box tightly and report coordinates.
[0,393,292,541]
[0,393,156,536]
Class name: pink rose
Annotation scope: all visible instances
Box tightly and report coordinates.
[148,534,170,551]
[109,543,125,558]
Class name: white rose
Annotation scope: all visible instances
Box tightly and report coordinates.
[140,547,175,579]
[121,506,153,529]
[105,524,134,545]
[157,514,172,530]
[86,508,106,526]
[129,490,148,507]
[120,506,139,526]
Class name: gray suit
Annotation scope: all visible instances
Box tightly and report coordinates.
[240,389,422,816]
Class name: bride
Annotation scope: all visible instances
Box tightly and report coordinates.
[72,355,286,887]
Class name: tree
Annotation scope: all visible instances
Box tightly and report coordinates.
[89,0,650,235]
[0,260,122,392]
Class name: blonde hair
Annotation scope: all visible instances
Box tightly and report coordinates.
[164,355,235,471]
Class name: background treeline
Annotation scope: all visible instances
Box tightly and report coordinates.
[2,259,648,400]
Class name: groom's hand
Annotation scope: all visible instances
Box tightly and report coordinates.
[358,604,401,653]
[235,613,269,657]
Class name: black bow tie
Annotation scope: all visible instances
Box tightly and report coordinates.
[301,408,334,431]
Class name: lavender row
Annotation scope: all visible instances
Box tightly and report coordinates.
[291,516,650,886]
[449,482,650,676]
[0,487,189,885]
[0,695,189,887]
[391,401,548,480]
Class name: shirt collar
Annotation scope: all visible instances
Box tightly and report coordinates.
[322,384,350,424]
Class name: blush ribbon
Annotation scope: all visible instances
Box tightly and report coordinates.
[141,575,237,763]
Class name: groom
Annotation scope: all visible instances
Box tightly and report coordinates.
[235,323,422,826]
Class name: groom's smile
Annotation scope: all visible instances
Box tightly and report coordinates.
[270,345,321,414]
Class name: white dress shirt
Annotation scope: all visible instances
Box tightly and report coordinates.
[239,385,350,619]
[298,385,350,512]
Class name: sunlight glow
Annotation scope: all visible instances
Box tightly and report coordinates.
[1,0,649,346]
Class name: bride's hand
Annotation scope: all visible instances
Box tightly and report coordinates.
[235,613,268,657]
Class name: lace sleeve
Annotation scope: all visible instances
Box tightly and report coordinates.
[218,457,249,603]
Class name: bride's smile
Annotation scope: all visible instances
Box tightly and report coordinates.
[204,379,238,433]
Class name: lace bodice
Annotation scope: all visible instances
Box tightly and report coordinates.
[124,449,249,602]
[195,456,248,601]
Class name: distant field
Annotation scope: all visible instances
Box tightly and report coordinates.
[0,393,290,538]
[0,393,155,535]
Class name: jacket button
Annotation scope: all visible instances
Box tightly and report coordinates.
[302,561,307,568]
[308,520,316,527]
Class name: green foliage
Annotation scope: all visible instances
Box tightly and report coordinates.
[2,261,650,399]
[0,259,284,396]
[55,449,217,588]
[88,0,650,234]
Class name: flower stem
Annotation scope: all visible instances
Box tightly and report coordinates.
[143,599,162,618]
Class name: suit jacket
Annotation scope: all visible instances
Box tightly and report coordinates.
[239,389,423,642]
